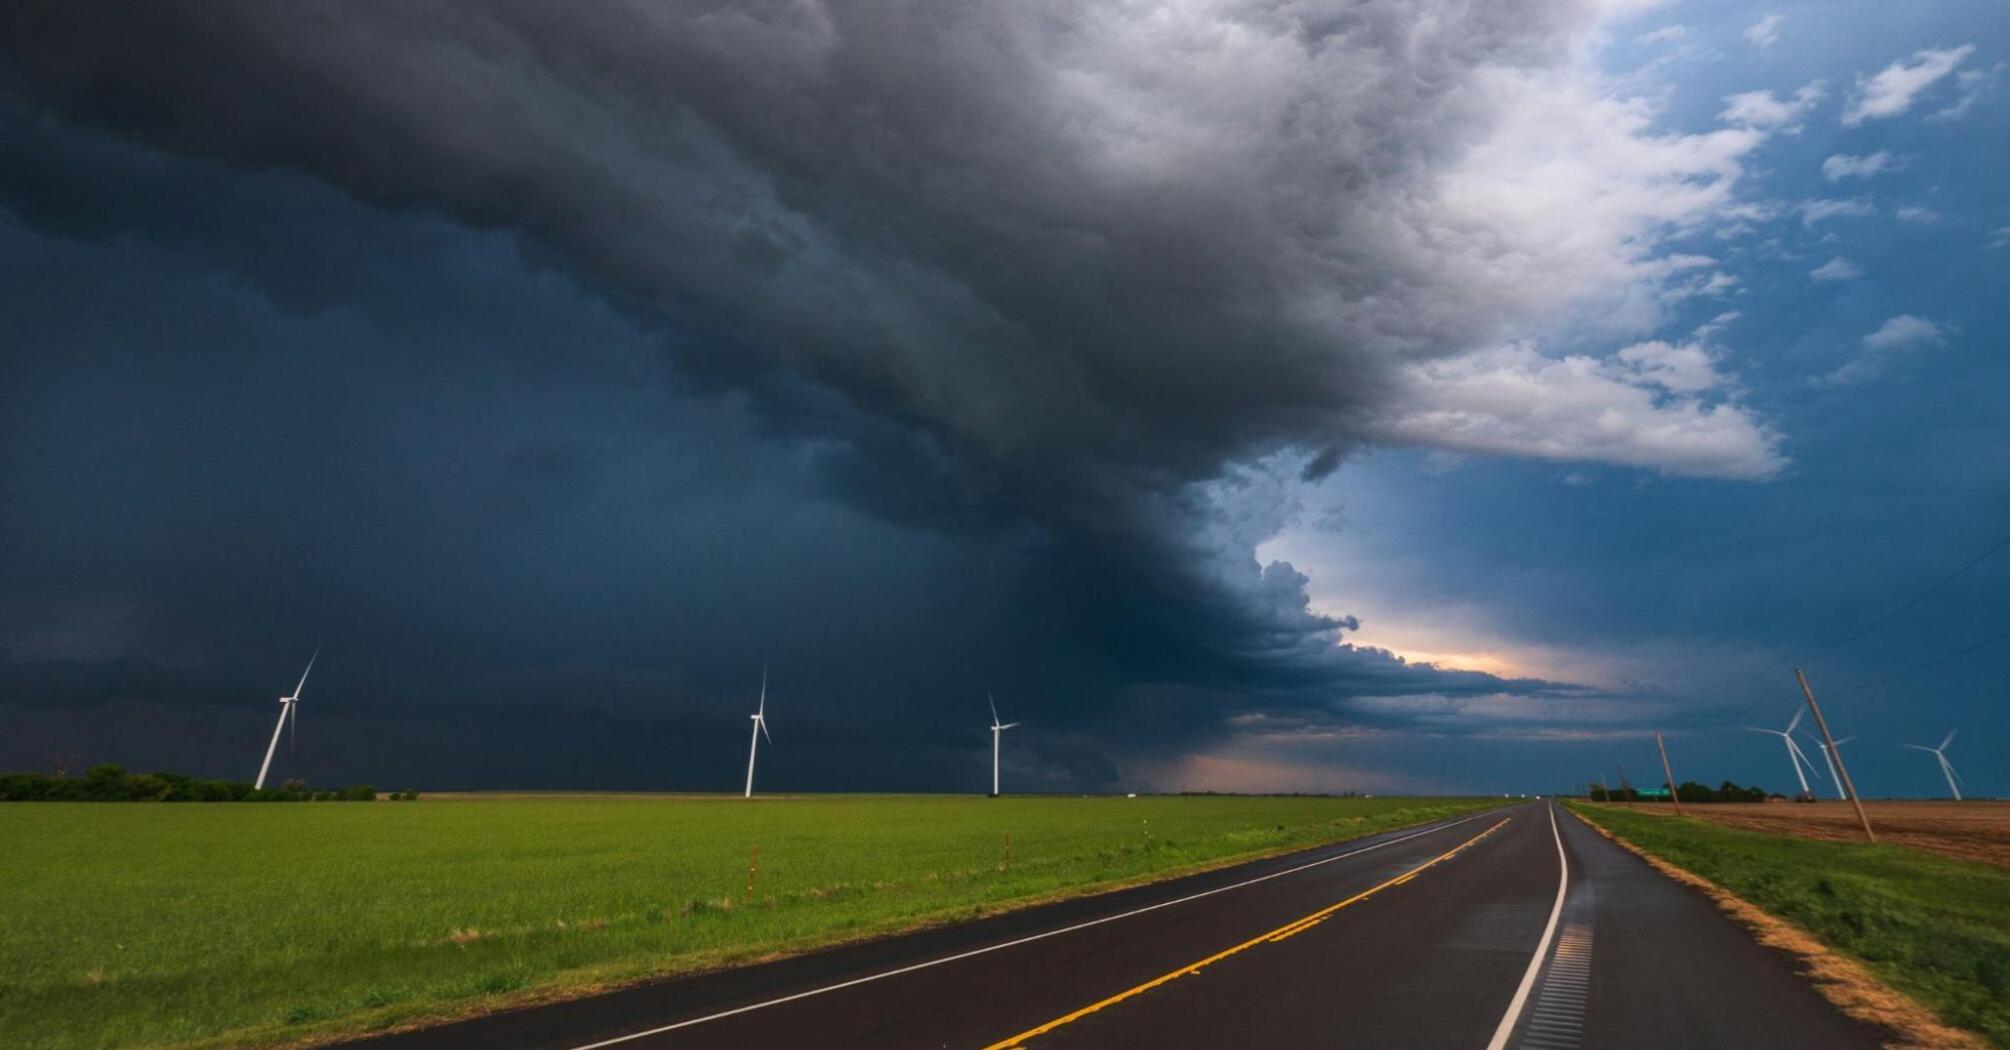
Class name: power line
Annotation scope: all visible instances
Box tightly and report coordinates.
[1801,530,2010,666]
[1822,625,2010,701]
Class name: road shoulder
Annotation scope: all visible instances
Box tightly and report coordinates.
[1566,804,1988,1050]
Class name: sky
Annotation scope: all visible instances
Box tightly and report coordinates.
[1,0,2004,798]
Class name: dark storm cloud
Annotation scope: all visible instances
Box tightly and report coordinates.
[0,0,1601,478]
[0,1,1598,788]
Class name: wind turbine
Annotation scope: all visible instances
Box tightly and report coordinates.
[1746,707,1823,798]
[1903,731,1964,801]
[987,694,1020,797]
[1803,730,1855,800]
[254,647,319,790]
[743,667,772,799]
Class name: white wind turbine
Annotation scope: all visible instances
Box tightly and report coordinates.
[255,647,319,790]
[988,694,1020,797]
[1746,707,1823,798]
[1803,730,1856,800]
[743,667,772,799]
[1903,731,1964,801]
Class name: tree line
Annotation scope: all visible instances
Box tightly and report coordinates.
[1588,780,1771,803]
[0,764,418,802]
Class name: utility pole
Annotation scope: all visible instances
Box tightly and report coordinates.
[1795,667,1875,843]
[1655,731,1684,815]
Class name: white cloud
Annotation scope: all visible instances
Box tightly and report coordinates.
[1635,25,1688,46]
[1423,65,1770,341]
[1862,315,1951,352]
[1716,202,1777,225]
[1895,205,1940,223]
[1991,227,2010,249]
[1818,315,1953,385]
[1383,341,1785,481]
[1697,271,1738,296]
[1809,257,1862,282]
[1931,63,2002,121]
[1693,310,1741,341]
[1615,339,1722,392]
[1799,198,1874,225]
[1720,80,1826,128]
[1844,45,1975,124]
[1373,55,1819,482]
[1820,151,1902,181]
[1744,14,1783,50]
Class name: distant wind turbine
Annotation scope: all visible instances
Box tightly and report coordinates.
[1802,730,1855,800]
[743,667,772,799]
[1902,731,1963,801]
[254,647,319,791]
[1746,707,1823,797]
[988,694,1020,797]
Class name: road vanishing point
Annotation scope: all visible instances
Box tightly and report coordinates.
[335,802,1890,1049]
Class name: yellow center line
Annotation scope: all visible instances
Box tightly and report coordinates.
[979,817,1511,1050]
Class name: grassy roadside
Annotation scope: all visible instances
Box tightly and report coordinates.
[1569,803,2010,1048]
[0,794,1492,1049]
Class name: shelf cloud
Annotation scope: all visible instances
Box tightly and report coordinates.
[0,0,1815,787]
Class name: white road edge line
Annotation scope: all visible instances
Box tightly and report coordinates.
[1483,802,1570,1050]
[561,807,1504,1050]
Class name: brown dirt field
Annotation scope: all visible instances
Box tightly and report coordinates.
[1623,800,2010,868]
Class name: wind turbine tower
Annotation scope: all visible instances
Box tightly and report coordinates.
[1804,731,1855,800]
[1903,731,1964,801]
[988,694,1020,797]
[1747,707,1822,798]
[744,667,772,799]
[255,647,319,791]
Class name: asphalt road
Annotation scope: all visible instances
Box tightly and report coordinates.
[336,803,1893,1049]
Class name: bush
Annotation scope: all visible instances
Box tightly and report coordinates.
[1,773,53,801]
[125,774,172,802]
[193,780,240,802]
[43,778,88,801]
[1718,780,1767,803]
[83,764,130,801]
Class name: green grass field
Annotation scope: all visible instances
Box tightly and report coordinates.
[0,794,1491,1049]
[1570,803,2010,1048]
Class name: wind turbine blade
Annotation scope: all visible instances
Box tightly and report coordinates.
[1000,722,1020,730]
[1940,729,1957,751]
[759,716,772,746]
[1743,727,1776,735]
[1944,758,1965,786]
[1901,743,1935,752]
[1834,737,1855,747]
[289,701,297,759]
[1786,738,1823,780]
[292,646,321,700]
[1785,707,1804,734]
[758,665,768,717]
[989,693,1000,727]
